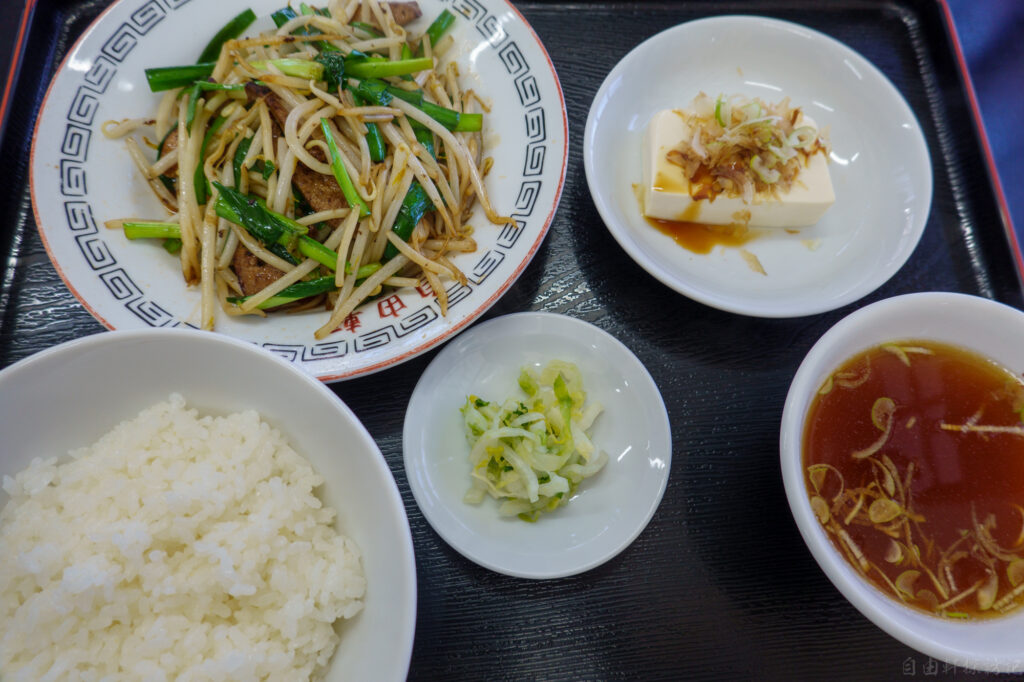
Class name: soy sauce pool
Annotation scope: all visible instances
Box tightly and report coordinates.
[803,340,1024,619]
[644,217,758,254]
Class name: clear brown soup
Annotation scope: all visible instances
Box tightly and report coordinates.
[803,340,1024,619]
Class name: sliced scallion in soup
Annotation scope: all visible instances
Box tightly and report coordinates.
[803,341,1024,619]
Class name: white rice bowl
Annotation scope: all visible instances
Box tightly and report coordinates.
[0,330,415,682]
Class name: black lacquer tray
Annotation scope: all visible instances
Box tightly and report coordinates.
[2,1,1022,679]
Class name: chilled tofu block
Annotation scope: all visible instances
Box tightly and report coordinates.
[642,109,835,228]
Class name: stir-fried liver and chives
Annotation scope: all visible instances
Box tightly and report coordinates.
[105,2,513,338]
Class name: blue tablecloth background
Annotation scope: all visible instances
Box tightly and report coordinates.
[948,0,1023,244]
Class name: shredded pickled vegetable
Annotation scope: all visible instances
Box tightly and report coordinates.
[460,360,607,522]
[666,92,830,204]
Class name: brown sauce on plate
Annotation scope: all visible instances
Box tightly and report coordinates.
[644,215,759,254]
[636,183,761,255]
[803,341,1024,619]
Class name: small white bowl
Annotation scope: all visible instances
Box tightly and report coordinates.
[0,330,416,681]
[780,292,1024,672]
[403,312,671,579]
[584,15,932,317]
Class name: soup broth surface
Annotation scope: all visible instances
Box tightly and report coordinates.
[803,340,1024,619]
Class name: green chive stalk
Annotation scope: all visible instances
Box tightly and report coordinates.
[197,8,257,63]
[319,119,371,217]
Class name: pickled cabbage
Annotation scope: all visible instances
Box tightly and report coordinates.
[460,360,607,521]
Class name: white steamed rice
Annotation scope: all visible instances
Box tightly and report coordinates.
[0,394,365,681]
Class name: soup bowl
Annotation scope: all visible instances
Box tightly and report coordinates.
[0,329,415,680]
[780,292,1024,672]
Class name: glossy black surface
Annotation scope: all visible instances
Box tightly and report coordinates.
[2,1,1022,679]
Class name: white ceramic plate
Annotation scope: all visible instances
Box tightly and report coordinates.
[30,0,567,381]
[0,329,415,680]
[780,292,1024,672]
[403,312,671,579]
[583,15,932,318]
